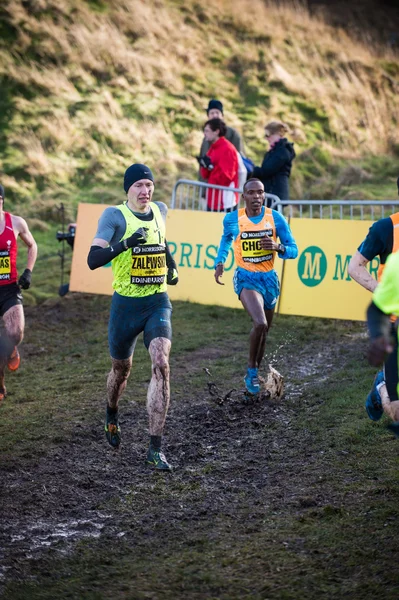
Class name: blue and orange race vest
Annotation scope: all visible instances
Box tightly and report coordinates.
[234,207,277,272]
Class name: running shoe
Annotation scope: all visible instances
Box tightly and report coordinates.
[0,386,6,402]
[104,407,121,448]
[7,347,20,372]
[244,367,260,395]
[147,446,172,471]
[365,370,384,421]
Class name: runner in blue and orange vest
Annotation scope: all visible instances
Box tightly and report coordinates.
[214,178,298,395]
[348,176,399,422]
[0,184,38,401]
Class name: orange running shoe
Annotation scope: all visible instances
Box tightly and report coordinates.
[0,386,7,401]
[7,347,20,372]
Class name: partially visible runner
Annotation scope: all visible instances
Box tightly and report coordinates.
[214,178,298,395]
[367,250,399,434]
[348,176,399,422]
[0,184,38,400]
[87,164,178,471]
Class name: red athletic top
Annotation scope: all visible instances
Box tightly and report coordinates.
[0,212,18,285]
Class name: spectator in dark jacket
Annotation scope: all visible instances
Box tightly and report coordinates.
[251,121,295,207]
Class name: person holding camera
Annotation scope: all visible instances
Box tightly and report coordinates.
[199,100,244,158]
[0,184,38,401]
[197,118,239,212]
[87,164,178,471]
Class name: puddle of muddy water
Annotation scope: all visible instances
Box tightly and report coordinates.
[5,512,115,557]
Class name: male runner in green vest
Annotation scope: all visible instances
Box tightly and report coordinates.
[88,164,178,471]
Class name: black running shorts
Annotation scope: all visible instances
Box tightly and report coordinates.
[0,283,23,317]
[108,291,172,360]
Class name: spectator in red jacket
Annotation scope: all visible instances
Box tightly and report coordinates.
[198,118,239,212]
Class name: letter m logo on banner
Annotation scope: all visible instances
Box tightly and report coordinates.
[298,246,327,287]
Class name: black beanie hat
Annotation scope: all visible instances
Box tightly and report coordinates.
[0,184,4,203]
[206,99,224,114]
[123,164,154,193]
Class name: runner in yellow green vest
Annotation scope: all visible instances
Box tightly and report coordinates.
[367,250,399,434]
[88,164,178,471]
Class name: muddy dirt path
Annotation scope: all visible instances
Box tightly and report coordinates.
[0,299,366,594]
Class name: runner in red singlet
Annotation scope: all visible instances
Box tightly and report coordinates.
[0,184,38,400]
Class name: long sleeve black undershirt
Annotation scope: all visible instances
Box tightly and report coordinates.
[87,240,176,271]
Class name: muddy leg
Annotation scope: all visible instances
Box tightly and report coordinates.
[240,289,272,369]
[1,305,25,396]
[107,357,132,409]
[147,337,171,436]
[3,305,24,348]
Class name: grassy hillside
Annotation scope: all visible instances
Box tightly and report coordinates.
[0,0,399,219]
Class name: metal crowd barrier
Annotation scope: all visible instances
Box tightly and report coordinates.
[272,199,399,220]
[170,179,280,212]
[170,179,399,220]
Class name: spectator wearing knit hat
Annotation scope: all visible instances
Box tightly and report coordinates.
[198,100,244,187]
[199,100,244,158]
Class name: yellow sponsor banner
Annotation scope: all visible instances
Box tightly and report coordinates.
[70,205,283,310]
[70,203,114,295]
[70,205,376,320]
[279,218,376,321]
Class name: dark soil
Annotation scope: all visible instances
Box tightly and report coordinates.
[0,296,398,599]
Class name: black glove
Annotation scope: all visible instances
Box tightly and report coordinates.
[196,155,214,170]
[125,227,148,249]
[167,267,179,285]
[165,240,178,285]
[18,269,32,290]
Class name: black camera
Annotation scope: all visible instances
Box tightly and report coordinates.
[56,224,76,249]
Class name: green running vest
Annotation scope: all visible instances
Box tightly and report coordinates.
[112,202,167,298]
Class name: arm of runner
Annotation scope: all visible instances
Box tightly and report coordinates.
[349,218,392,291]
[273,211,298,259]
[214,262,224,285]
[214,213,238,285]
[214,212,237,285]
[15,217,38,289]
[214,212,237,265]
[17,217,38,272]
[87,206,148,270]
[348,251,377,292]
[88,228,148,270]
[165,240,178,285]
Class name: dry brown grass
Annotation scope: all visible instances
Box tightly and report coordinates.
[1,0,398,202]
